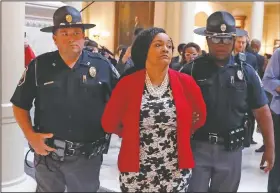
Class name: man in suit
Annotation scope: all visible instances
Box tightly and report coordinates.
[233,35,259,144]
[233,36,258,70]
[250,39,265,78]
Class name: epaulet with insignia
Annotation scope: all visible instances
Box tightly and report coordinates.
[87,51,106,60]
[36,50,57,60]
[17,51,57,87]
[34,51,60,69]
[87,51,100,58]
[87,51,111,64]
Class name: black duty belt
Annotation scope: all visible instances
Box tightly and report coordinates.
[26,135,111,172]
[192,133,225,145]
[192,127,245,152]
[46,135,111,161]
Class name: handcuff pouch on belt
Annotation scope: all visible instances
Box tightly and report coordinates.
[83,134,111,159]
[224,127,245,151]
[243,113,252,148]
[52,139,67,161]
[49,134,111,161]
[39,138,66,162]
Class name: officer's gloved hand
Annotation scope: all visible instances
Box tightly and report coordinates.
[27,133,56,156]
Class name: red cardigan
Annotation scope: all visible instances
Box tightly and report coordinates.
[102,69,206,172]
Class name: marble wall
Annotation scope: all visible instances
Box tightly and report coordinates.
[25,2,66,56]
[25,23,56,56]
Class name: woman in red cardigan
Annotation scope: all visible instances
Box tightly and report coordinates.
[102,28,206,192]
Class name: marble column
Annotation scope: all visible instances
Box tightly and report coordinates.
[1,2,37,191]
[250,2,264,41]
[179,2,196,44]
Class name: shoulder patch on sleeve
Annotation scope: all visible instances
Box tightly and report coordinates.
[254,70,264,87]
[246,63,263,87]
[18,67,28,86]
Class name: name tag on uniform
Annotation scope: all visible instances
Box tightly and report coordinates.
[44,81,54,85]
[197,78,213,86]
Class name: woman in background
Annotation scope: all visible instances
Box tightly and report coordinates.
[171,42,201,71]
[182,42,201,64]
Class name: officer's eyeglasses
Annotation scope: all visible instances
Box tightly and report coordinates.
[207,36,233,45]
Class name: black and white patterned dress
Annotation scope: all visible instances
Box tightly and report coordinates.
[120,85,191,192]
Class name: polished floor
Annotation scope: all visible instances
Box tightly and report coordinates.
[24,131,269,192]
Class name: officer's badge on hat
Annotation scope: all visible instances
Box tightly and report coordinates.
[40,6,95,33]
[220,24,227,32]
[65,14,72,23]
[194,11,247,37]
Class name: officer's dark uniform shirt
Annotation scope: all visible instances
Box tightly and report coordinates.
[181,54,268,136]
[11,50,113,142]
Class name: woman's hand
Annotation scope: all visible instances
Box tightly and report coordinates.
[192,112,200,125]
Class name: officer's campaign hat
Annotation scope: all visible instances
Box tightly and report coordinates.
[40,6,95,33]
[194,11,247,37]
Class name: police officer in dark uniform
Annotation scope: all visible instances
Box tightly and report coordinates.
[180,11,275,192]
[11,6,116,192]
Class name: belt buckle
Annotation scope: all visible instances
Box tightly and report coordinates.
[209,133,218,144]
[66,149,75,156]
[65,140,75,156]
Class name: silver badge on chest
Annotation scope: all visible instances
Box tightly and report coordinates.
[237,70,244,80]
[89,67,96,78]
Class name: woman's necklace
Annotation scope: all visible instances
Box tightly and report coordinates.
[145,72,169,98]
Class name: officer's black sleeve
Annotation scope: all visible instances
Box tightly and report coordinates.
[115,59,126,75]
[245,65,269,110]
[10,60,37,111]
[180,62,192,75]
